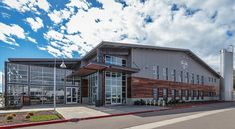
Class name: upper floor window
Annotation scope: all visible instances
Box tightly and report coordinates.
[171,69,176,82]
[197,75,200,84]
[105,55,126,66]
[201,76,204,85]
[208,77,211,83]
[180,71,183,82]
[163,68,168,80]
[153,65,159,79]
[185,72,189,83]
[191,73,194,84]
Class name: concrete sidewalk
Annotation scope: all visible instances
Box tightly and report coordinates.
[0,104,167,119]
[57,105,166,119]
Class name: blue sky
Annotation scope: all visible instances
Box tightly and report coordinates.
[0,0,235,91]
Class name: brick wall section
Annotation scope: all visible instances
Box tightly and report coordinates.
[131,77,219,98]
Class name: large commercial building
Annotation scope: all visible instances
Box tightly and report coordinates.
[4,41,223,107]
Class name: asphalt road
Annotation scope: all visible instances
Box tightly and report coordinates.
[21,102,235,129]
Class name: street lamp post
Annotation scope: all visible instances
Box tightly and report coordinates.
[53,58,66,113]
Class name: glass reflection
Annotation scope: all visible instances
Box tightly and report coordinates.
[6,63,81,105]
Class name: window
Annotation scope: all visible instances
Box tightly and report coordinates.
[172,89,176,99]
[163,88,167,96]
[197,75,200,84]
[157,66,159,79]
[163,68,168,80]
[214,78,216,83]
[122,60,127,67]
[191,73,194,84]
[201,76,204,85]
[153,65,159,79]
[171,69,176,82]
[180,71,183,82]
[7,63,28,84]
[105,55,126,66]
[186,72,189,83]
[208,77,211,83]
[185,90,189,100]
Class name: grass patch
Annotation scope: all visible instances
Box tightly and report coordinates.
[30,114,60,122]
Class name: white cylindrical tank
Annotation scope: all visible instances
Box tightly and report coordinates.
[220,46,233,101]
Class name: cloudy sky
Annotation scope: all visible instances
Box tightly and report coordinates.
[0,0,235,91]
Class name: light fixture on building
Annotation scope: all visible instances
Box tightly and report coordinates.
[60,61,67,68]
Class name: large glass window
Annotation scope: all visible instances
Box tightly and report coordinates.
[7,84,28,96]
[105,55,126,66]
[7,63,81,105]
[105,72,126,105]
[7,63,28,84]
[88,73,98,104]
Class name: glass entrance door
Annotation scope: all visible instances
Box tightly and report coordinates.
[111,85,122,104]
[66,87,78,104]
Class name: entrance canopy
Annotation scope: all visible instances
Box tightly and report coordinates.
[72,62,140,76]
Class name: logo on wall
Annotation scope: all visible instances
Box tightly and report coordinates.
[181,60,188,70]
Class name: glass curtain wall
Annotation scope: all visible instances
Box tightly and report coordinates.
[105,72,127,105]
[7,63,28,106]
[6,63,80,105]
[88,73,98,104]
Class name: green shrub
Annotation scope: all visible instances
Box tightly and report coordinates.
[25,114,31,119]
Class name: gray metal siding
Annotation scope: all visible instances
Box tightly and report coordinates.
[131,48,220,86]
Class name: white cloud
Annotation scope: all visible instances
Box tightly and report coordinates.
[26,17,44,31]
[48,9,73,24]
[0,23,26,46]
[0,22,37,46]
[1,0,50,13]
[27,37,37,44]
[40,0,235,70]
[34,0,50,12]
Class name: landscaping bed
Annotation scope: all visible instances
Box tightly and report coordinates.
[0,110,64,126]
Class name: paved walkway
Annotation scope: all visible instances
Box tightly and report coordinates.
[0,104,166,119]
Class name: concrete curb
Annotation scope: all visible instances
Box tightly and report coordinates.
[0,101,227,129]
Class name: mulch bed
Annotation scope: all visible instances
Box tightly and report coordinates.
[0,110,63,126]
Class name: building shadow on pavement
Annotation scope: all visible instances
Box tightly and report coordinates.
[135,102,235,118]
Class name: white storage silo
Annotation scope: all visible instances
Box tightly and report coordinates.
[220,46,234,101]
